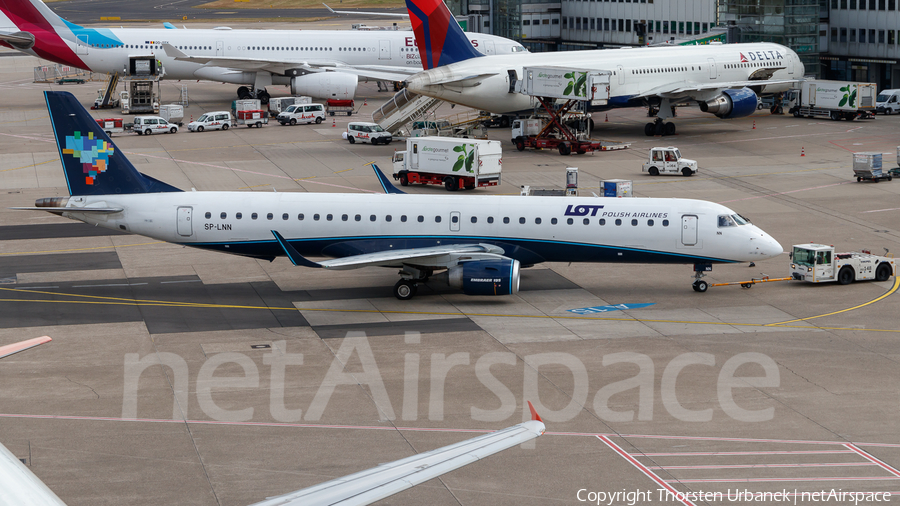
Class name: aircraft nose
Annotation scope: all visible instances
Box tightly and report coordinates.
[756,233,783,259]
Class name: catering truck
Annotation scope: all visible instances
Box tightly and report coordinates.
[789,244,895,284]
[392,137,502,191]
[786,79,877,120]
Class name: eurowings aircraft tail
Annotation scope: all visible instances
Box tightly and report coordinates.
[0,0,91,68]
[44,91,182,196]
[404,0,482,69]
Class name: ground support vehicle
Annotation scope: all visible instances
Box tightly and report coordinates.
[786,80,877,120]
[790,244,895,284]
[853,152,893,182]
[347,122,392,144]
[512,67,627,155]
[236,110,268,128]
[480,111,511,128]
[277,103,325,125]
[392,137,501,191]
[876,89,900,114]
[132,116,178,135]
[642,147,698,177]
[268,96,311,115]
[95,118,124,136]
[188,111,233,132]
[326,99,355,116]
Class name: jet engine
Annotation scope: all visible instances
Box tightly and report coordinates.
[446,259,520,296]
[290,72,358,100]
[698,87,758,119]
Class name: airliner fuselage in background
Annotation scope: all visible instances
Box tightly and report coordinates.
[18,91,783,300]
[400,0,805,135]
[0,0,526,101]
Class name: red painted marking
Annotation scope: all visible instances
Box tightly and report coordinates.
[649,462,878,470]
[635,450,855,456]
[845,443,900,478]
[673,476,900,483]
[597,435,696,506]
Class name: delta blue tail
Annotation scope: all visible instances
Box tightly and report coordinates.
[44,91,181,196]
[404,0,482,69]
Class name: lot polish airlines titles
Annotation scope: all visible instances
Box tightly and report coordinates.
[577,488,892,504]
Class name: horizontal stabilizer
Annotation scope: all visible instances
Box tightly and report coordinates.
[323,3,409,17]
[9,206,123,213]
[0,30,35,50]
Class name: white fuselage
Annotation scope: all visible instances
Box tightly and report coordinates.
[60,192,782,265]
[406,42,804,114]
[22,27,523,86]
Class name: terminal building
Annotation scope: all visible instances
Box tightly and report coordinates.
[455,0,900,88]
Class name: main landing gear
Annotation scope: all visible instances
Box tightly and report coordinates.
[691,263,712,293]
[645,118,676,137]
[237,86,270,104]
[392,266,433,300]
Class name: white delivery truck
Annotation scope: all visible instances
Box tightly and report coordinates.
[790,244,895,284]
[876,89,900,114]
[391,137,502,191]
[786,79,877,120]
[641,147,698,177]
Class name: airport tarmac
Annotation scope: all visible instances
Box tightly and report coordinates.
[1,40,900,506]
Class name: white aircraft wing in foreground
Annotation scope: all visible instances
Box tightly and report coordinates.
[249,403,546,506]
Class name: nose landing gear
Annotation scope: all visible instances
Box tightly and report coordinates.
[692,263,712,292]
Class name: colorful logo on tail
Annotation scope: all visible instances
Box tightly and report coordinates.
[62,131,114,185]
[405,0,482,69]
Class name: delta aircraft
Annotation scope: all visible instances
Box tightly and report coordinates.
[0,336,544,505]
[16,91,782,299]
[0,0,526,102]
[398,0,805,136]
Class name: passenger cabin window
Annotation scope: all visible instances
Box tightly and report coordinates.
[551,218,558,225]
[267,213,274,220]
[252,213,258,220]
[401,215,407,222]
[205,212,211,219]
[488,217,494,223]
[298,213,304,220]
[221,212,227,219]
[282,213,289,220]
[236,213,242,220]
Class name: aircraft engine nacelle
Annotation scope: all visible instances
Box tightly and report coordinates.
[447,259,521,296]
[290,72,358,100]
[697,87,758,119]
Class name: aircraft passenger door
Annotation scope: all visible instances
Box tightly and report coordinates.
[177,206,193,237]
[707,58,717,79]
[450,211,461,232]
[484,40,495,55]
[681,215,697,246]
[76,35,89,55]
[616,65,624,85]
[787,54,794,74]
[216,40,224,56]
[379,40,390,60]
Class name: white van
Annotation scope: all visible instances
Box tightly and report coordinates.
[277,103,325,125]
[346,122,392,145]
[188,111,233,132]
[132,116,179,135]
[876,89,900,114]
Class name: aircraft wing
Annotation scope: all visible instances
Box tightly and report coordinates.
[323,3,409,18]
[0,336,52,360]
[161,44,412,81]
[273,232,508,270]
[635,78,801,99]
[248,403,545,506]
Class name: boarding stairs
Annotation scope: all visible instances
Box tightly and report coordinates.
[372,88,441,135]
[98,72,119,108]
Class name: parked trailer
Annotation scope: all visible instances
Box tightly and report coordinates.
[268,96,311,115]
[787,79,877,120]
[326,99,355,116]
[159,104,184,126]
[236,109,269,128]
[96,118,123,136]
[392,137,502,191]
[790,244,895,284]
[853,152,892,182]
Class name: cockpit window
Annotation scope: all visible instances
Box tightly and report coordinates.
[732,214,750,225]
[717,215,736,227]
[511,45,528,53]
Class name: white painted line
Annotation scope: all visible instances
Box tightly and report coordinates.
[845,443,900,478]
[635,450,855,456]
[597,435,696,506]
[648,462,878,470]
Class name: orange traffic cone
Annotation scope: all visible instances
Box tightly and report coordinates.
[604,114,609,123]
[752,120,756,129]
[332,117,336,127]
[364,98,368,106]
[801,146,805,157]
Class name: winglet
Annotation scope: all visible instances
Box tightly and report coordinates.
[0,336,52,360]
[323,3,336,13]
[527,401,542,423]
[272,231,323,268]
[163,22,177,29]
[368,162,406,194]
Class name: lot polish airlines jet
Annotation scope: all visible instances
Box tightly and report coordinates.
[17,91,782,299]
[0,0,525,102]
[399,0,804,136]
[0,339,545,506]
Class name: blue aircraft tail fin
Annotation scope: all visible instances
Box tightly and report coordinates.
[404,0,482,69]
[44,91,181,196]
